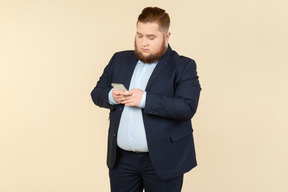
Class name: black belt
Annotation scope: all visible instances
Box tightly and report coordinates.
[118,147,149,154]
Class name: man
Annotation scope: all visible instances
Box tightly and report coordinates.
[91,7,201,192]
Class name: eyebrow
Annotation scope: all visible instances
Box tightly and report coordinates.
[137,32,157,38]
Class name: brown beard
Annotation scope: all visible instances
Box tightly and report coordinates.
[134,39,167,64]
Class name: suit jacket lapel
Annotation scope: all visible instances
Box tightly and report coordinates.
[146,45,173,91]
[123,55,138,90]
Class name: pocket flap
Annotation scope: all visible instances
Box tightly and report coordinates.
[170,128,193,142]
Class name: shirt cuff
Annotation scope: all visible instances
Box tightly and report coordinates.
[108,88,118,105]
[138,91,146,108]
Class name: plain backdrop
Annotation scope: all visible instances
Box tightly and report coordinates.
[1,0,288,191]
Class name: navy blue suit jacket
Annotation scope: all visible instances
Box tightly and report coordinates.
[91,45,201,180]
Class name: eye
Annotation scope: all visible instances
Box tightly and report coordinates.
[149,37,155,40]
[138,35,143,38]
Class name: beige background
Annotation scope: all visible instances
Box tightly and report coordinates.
[1,0,288,191]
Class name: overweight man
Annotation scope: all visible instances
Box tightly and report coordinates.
[91,7,201,192]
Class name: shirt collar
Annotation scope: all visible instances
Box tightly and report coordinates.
[137,60,158,65]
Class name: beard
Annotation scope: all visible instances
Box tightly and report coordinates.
[134,39,167,64]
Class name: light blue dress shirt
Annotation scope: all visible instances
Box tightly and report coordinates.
[108,60,157,152]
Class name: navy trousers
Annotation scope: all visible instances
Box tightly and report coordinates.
[109,148,183,192]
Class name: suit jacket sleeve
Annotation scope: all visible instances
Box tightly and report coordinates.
[144,59,201,120]
[91,53,116,110]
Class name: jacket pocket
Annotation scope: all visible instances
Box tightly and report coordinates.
[169,128,193,142]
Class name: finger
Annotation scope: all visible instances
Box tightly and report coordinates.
[122,91,133,96]
[118,97,126,104]
[113,89,124,95]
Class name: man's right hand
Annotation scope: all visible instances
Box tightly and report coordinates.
[112,89,126,104]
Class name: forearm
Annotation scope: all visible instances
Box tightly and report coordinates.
[143,60,201,120]
[91,86,114,109]
[91,56,115,109]
[144,92,200,120]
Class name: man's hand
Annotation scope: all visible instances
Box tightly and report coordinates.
[119,88,144,107]
[112,89,126,104]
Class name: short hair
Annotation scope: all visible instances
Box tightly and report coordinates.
[137,7,170,32]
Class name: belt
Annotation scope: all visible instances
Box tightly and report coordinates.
[134,151,149,154]
[118,147,149,154]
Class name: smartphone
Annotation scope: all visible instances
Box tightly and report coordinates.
[111,83,128,91]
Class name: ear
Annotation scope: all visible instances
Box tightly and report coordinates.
[165,32,171,44]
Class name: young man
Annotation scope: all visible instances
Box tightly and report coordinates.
[91,7,201,192]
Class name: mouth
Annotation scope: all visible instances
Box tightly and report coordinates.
[141,48,150,53]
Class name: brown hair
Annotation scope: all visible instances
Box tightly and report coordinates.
[137,7,170,32]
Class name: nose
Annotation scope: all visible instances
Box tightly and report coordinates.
[142,37,149,46]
